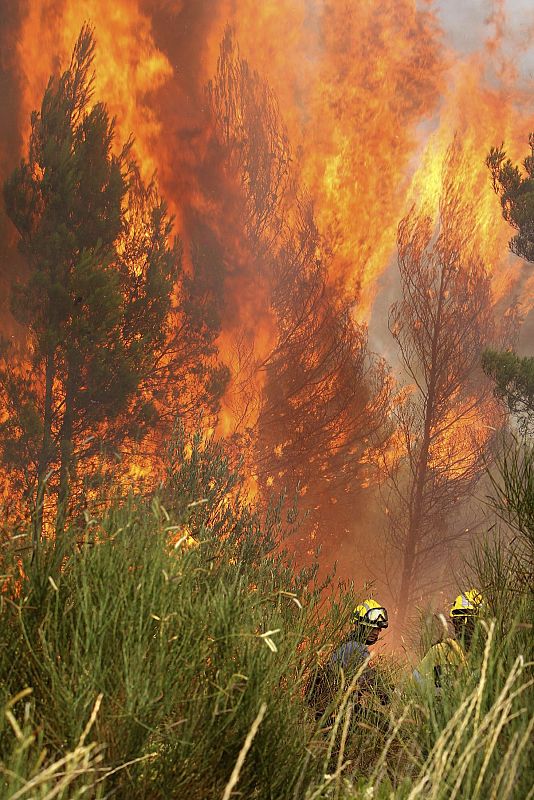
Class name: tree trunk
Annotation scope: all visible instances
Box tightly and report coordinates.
[396,270,447,629]
[34,345,55,557]
[396,390,434,630]
[395,535,416,632]
[55,367,75,537]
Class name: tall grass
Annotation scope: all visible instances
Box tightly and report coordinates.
[0,433,360,798]
[0,430,532,798]
[392,434,534,800]
[306,594,533,800]
[0,690,106,798]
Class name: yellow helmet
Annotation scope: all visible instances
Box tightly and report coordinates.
[449,589,483,619]
[351,598,388,629]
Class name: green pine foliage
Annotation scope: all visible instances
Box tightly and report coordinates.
[487,134,534,262]
[0,26,228,541]
[1,26,173,539]
[485,436,534,596]
[482,349,534,435]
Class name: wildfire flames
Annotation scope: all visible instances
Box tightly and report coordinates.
[1,1,533,581]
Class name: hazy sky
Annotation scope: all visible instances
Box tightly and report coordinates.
[437,0,534,77]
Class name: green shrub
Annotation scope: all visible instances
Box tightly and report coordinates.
[1,429,532,799]
[0,431,359,798]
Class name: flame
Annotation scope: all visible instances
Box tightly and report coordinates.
[408,57,533,309]
[2,0,534,583]
[16,1,172,184]
[428,395,503,480]
[226,0,445,319]
[10,0,534,403]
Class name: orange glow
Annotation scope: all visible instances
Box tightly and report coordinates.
[16,1,172,184]
[428,395,504,480]
[12,1,534,431]
[225,0,445,320]
[2,0,533,541]
[407,57,533,309]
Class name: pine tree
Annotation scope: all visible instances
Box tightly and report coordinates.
[206,28,392,550]
[386,148,508,630]
[482,349,534,435]
[1,27,178,546]
[487,134,534,263]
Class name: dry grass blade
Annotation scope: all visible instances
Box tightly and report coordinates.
[371,702,413,786]
[494,714,534,800]
[334,703,353,800]
[221,702,267,800]
[78,692,103,746]
[324,659,369,771]
[406,648,531,800]
[6,743,103,800]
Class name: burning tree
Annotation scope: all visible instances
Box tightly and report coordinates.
[207,30,393,545]
[259,203,393,535]
[207,27,292,254]
[0,27,226,544]
[386,153,507,630]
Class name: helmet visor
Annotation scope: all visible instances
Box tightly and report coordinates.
[364,607,388,628]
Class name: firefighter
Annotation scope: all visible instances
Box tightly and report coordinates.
[449,588,483,651]
[330,599,389,669]
[413,589,482,692]
[306,599,389,716]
